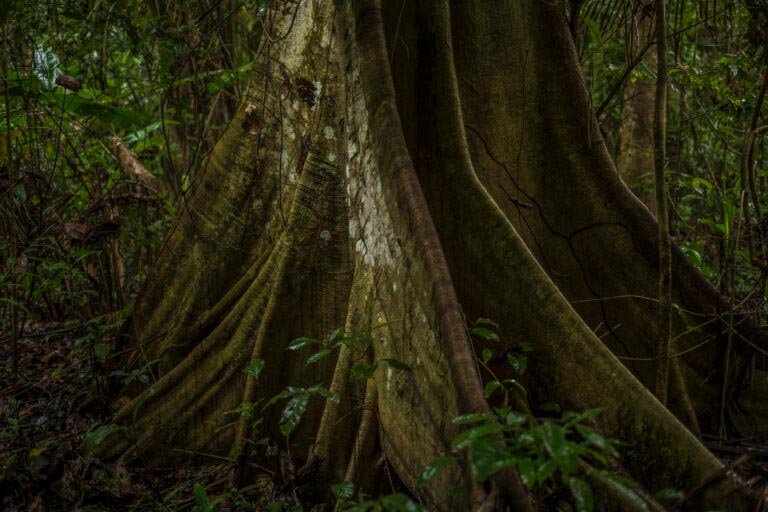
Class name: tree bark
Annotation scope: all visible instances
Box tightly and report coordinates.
[617,10,657,213]
[99,1,762,510]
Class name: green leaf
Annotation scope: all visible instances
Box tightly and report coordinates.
[383,358,412,372]
[306,348,333,365]
[451,423,504,450]
[568,477,594,512]
[583,17,604,46]
[452,413,497,425]
[536,458,560,484]
[654,488,684,500]
[475,318,499,328]
[193,483,212,511]
[507,354,527,375]
[470,438,517,482]
[517,458,535,487]
[562,408,602,428]
[379,493,427,512]
[33,45,61,90]
[94,343,109,360]
[481,348,493,364]
[469,327,499,342]
[540,422,567,458]
[327,326,345,343]
[287,337,322,350]
[502,378,526,395]
[351,363,377,379]
[267,501,288,511]
[539,402,561,413]
[415,456,457,488]
[331,481,355,499]
[279,393,310,437]
[484,380,502,399]
[575,425,616,456]
[244,359,265,379]
[503,410,529,426]
[307,384,340,404]
[83,424,121,453]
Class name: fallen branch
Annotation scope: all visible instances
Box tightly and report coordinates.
[111,136,168,196]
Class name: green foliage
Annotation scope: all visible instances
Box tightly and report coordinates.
[580,1,768,317]
[287,327,373,365]
[83,424,123,454]
[0,0,271,356]
[333,482,428,512]
[444,320,648,511]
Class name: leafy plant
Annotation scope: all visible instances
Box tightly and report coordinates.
[412,320,650,512]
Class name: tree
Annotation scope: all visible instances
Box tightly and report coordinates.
[99,0,764,510]
[616,3,657,212]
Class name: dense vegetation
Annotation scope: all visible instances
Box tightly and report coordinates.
[2,0,768,510]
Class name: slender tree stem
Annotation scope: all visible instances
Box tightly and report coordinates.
[653,0,671,404]
[2,21,19,381]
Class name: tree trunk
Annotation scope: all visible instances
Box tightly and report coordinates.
[617,9,657,213]
[100,1,762,510]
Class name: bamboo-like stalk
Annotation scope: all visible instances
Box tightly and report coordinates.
[653,0,672,404]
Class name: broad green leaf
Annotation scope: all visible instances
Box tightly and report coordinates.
[33,45,61,90]
[540,422,567,458]
[470,438,517,482]
[452,413,497,425]
[307,384,340,404]
[351,363,377,379]
[331,481,355,498]
[654,488,684,500]
[568,477,594,512]
[481,348,493,364]
[244,359,265,379]
[193,483,212,511]
[575,425,616,456]
[379,493,427,512]
[517,458,535,487]
[306,348,333,365]
[469,327,499,342]
[536,458,560,484]
[562,408,602,429]
[475,318,499,328]
[287,337,321,350]
[484,380,502,399]
[327,326,345,343]
[539,402,561,413]
[279,393,310,437]
[83,424,122,453]
[451,423,504,450]
[503,410,529,426]
[507,354,527,375]
[415,456,457,488]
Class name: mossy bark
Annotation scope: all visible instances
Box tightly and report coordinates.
[100,0,762,510]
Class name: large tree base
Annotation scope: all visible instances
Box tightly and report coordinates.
[99,0,765,510]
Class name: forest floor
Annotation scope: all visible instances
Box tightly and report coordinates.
[0,323,264,511]
[3,323,768,511]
